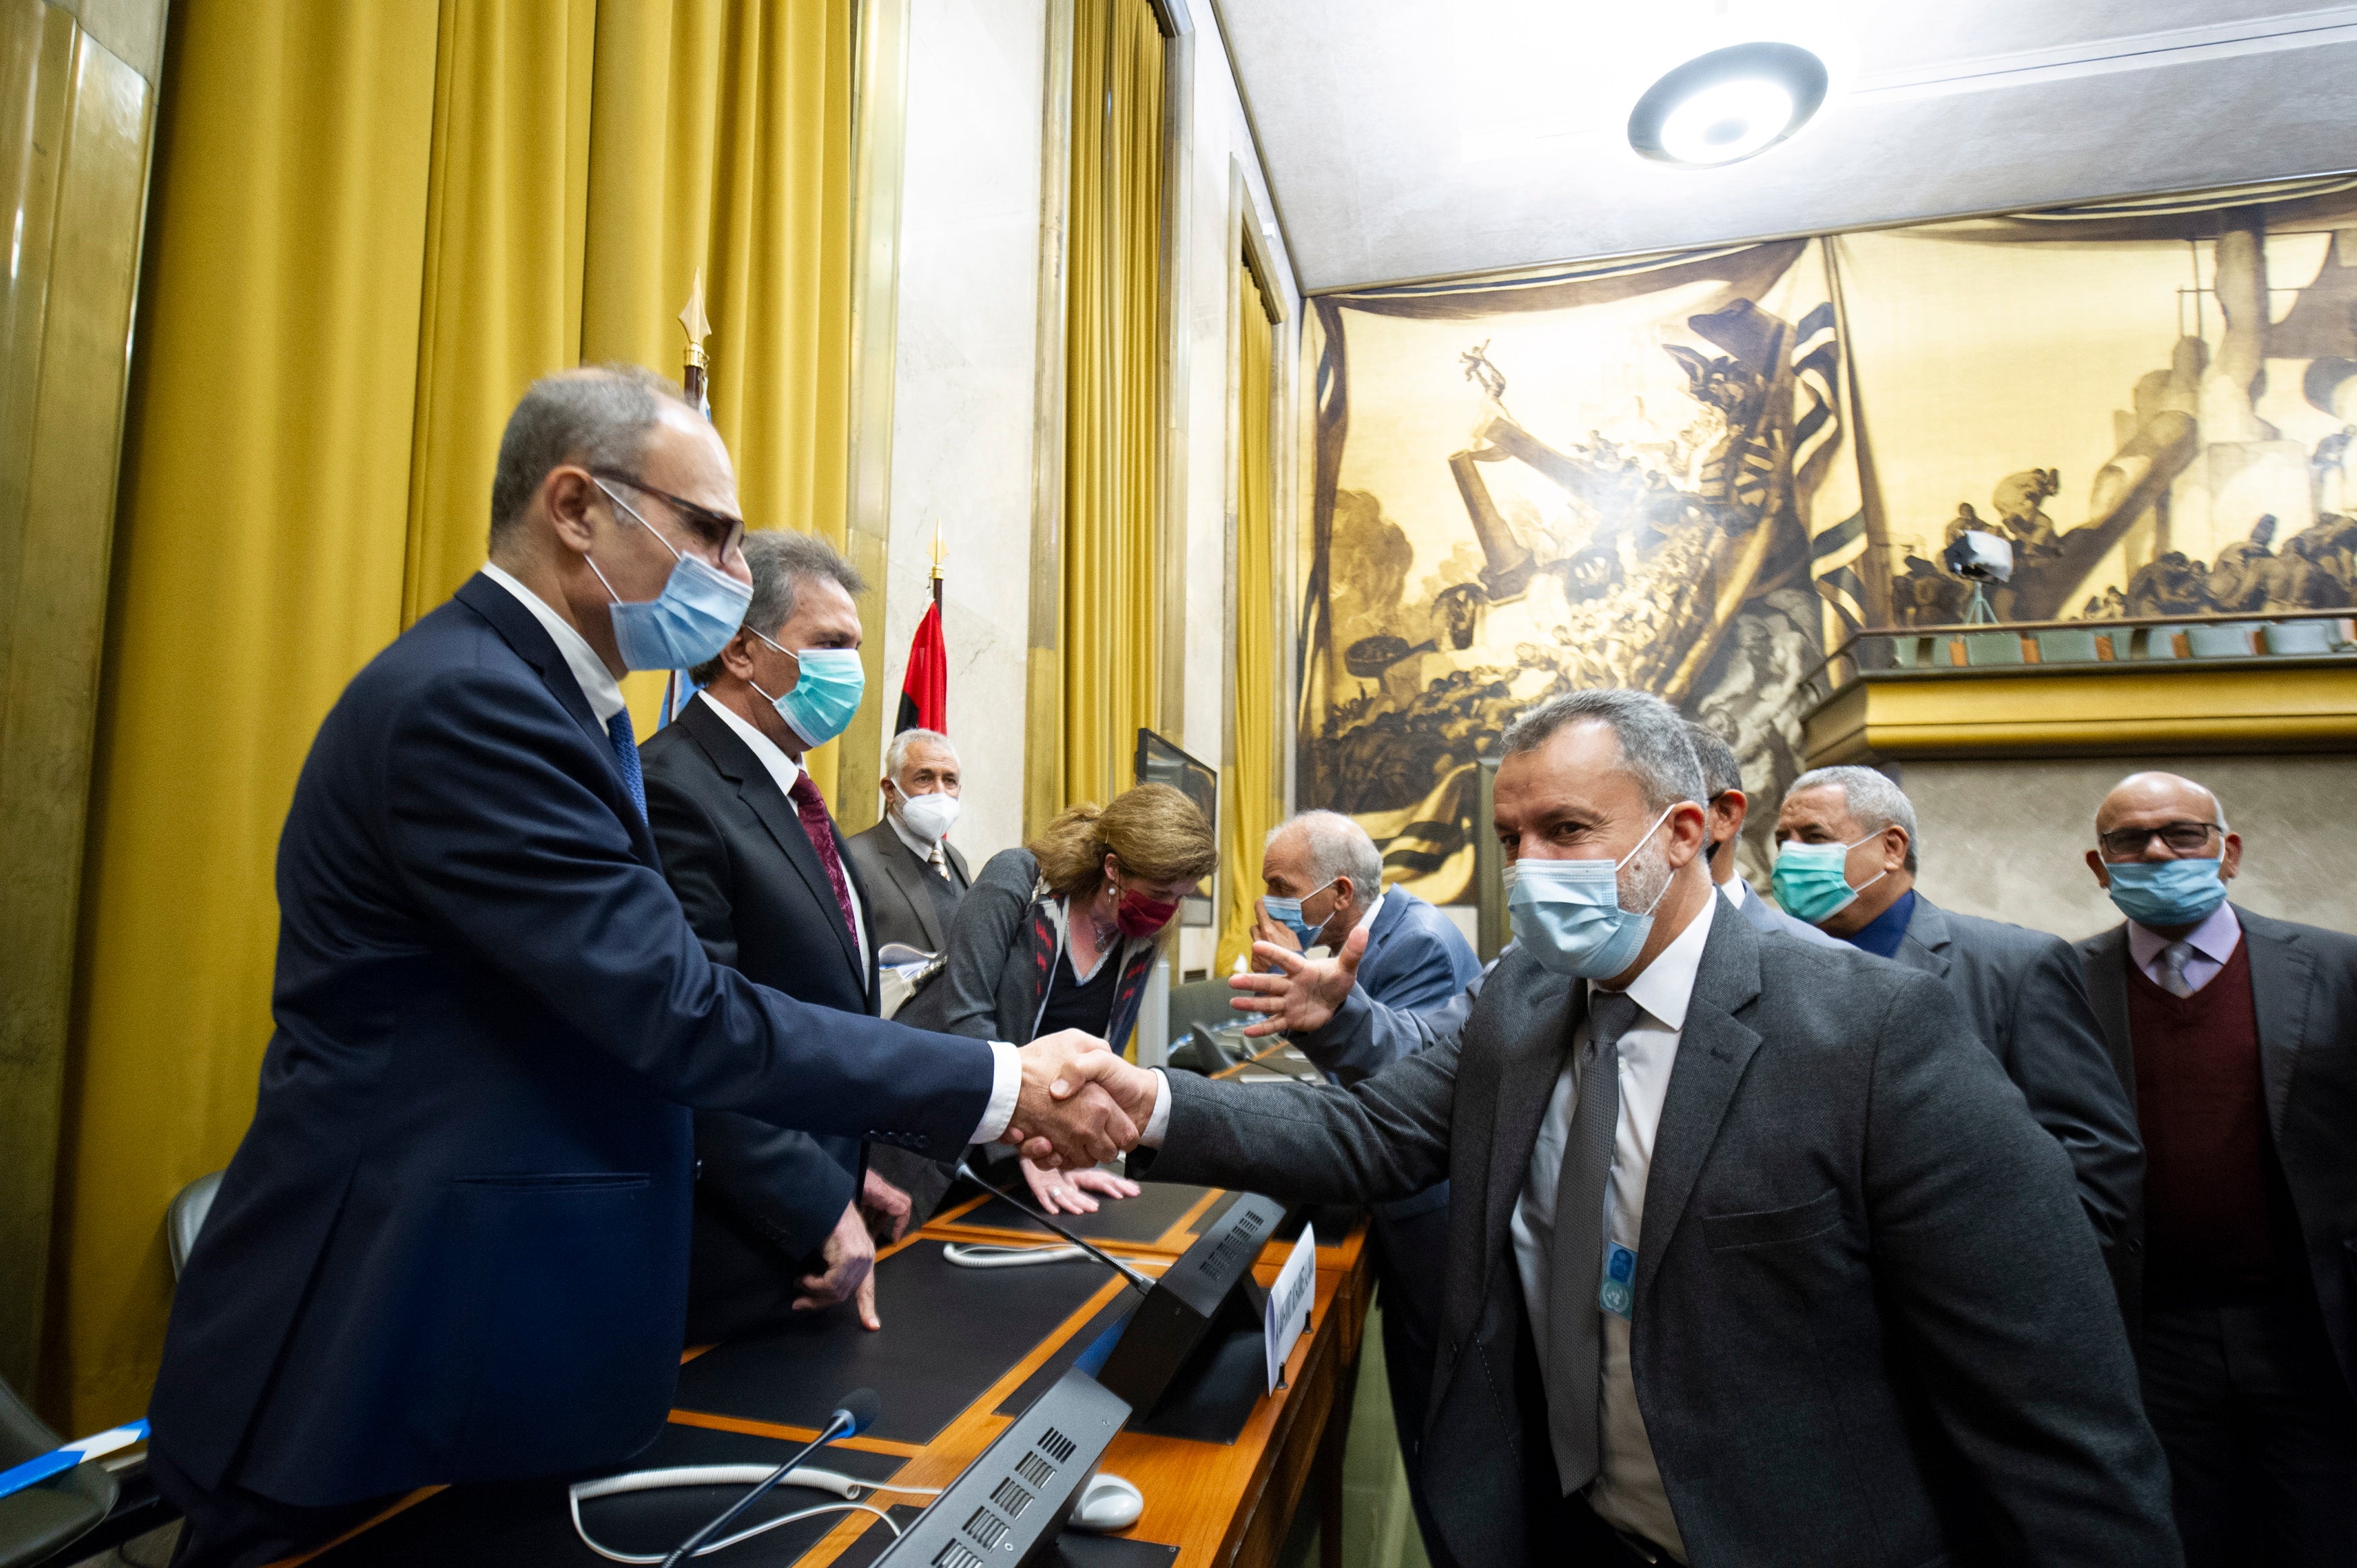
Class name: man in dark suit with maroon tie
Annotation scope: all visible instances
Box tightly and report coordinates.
[640,529,916,1339]
[2079,770,2357,1567]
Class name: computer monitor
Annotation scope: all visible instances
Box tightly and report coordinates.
[1134,728,1216,928]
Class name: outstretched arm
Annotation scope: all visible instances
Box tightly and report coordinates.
[1226,926,1482,1085]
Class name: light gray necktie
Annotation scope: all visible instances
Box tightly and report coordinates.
[1546,987,1639,1494]
[2159,940,2196,998]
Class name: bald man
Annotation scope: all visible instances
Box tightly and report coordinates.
[2080,771,2357,1566]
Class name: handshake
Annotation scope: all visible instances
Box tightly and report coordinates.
[999,928,1368,1169]
[1003,1031,1163,1169]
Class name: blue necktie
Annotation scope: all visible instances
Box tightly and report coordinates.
[606,708,646,821]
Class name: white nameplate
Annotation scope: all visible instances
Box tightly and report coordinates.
[1264,1223,1317,1393]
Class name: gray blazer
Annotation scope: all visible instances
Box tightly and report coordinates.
[1140,909,2175,1568]
[2076,904,2357,1389]
[842,817,971,953]
[1891,895,2144,1276]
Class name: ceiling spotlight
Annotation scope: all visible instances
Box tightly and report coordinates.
[1628,41,1830,168]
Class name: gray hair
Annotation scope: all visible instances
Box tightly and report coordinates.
[490,365,686,546]
[688,529,867,685]
[1265,809,1384,906]
[1788,764,1919,873]
[1500,689,1705,811]
[1683,721,1745,798]
[885,726,957,781]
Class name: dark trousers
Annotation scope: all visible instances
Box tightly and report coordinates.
[2142,1292,2357,1567]
[1372,1191,1450,1564]
[151,1443,395,1568]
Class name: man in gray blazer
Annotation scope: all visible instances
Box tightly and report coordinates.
[1682,722,1843,949]
[2076,771,2356,1566]
[842,726,972,955]
[1773,765,2142,1289]
[1061,691,2174,1567]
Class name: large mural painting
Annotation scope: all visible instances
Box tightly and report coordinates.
[1297,176,2357,899]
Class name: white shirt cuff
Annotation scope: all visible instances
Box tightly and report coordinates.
[1139,1069,1173,1148]
[969,1042,1023,1146]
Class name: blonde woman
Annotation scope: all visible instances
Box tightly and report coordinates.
[903,784,1216,1213]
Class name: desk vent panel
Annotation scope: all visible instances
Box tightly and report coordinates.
[1200,1209,1266,1282]
[1016,1451,1055,1488]
[1038,1427,1077,1464]
[931,1545,984,1568]
[990,1478,1034,1518]
[962,1507,1009,1550]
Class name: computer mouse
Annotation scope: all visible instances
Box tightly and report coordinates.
[1067,1472,1143,1532]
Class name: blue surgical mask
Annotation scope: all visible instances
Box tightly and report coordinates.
[1263,879,1337,948]
[750,629,866,748]
[1771,833,1887,926]
[1504,805,1678,980]
[2104,856,2228,928]
[586,481,752,671]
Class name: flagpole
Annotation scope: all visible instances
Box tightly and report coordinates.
[662,274,717,728]
[930,519,944,615]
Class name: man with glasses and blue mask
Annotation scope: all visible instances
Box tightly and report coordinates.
[1063,689,2174,1567]
[1770,765,2142,1301]
[145,367,1138,1568]
[639,529,919,1342]
[2078,771,2357,1567]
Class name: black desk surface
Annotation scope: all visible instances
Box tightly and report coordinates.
[673,1241,1114,1445]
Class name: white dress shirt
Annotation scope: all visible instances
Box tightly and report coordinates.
[1509,893,1711,1559]
[482,561,625,723]
[2126,900,2240,994]
[1717,873,1750,910]
[477,568,1020,1145]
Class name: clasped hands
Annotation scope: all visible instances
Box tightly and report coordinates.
[1003,1029,1160,1169]
[1002,930,1369,1169]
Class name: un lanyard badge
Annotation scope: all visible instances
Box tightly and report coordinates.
[1600,1243,1636,1320]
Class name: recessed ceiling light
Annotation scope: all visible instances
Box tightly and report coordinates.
[1628,41,1831,168]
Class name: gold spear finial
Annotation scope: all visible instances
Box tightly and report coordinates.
[678,270,712,419]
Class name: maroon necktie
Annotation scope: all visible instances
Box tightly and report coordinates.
[788,771,857,936]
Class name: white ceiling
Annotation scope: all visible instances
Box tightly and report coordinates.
[1209,1,2357,292]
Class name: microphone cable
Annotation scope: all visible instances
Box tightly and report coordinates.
[952,1159,1158,1293]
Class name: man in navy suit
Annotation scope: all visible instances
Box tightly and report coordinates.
[1253,809,1480,1559]
[145,368,1135,1567]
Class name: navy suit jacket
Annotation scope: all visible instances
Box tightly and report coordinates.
[641,697,877,1342]
[1351,889,1483,1017]
[149,574,997,1507]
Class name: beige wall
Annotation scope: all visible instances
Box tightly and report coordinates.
[1900,753,2357,943]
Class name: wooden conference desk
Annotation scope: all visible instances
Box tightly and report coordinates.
[292,1175,1372,1568]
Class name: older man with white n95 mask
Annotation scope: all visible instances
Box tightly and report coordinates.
[844,727,972,957]
[1049,688,2174,1567]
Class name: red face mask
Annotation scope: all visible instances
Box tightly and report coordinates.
[1111,885,1181,939]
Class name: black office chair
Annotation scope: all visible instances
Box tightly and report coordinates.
[0,1378,116,1568]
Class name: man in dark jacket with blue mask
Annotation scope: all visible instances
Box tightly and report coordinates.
[2079,770,2357,1567]
[145,367,1139,1568]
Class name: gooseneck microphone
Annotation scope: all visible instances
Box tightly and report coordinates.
[654,1388,882,1568]
[955,1158,1157,1293]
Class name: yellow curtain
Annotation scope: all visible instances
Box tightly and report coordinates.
[48,0,854,1433]
[1035,0,1164,829]
[1218,264,1279,973]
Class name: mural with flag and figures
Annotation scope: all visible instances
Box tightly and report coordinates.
[1296,172,2357,899]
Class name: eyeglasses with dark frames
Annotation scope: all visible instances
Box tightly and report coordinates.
[2096,820,2222,859]
[590,469,747,562]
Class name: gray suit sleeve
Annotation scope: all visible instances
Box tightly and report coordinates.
[2005,934,2144,1254]
[1863,969,2177,1564]
[1139,1033,1461,1204]
[1289,969,1484,1086]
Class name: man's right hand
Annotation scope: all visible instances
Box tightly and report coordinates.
[1004,1031,1140,1169]
[1228,924,1366,1037]
[795,1199,882,1330]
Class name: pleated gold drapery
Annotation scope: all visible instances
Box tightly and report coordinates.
[48,0,853,1432]
[1034,0,1165,829]
[1217,262,1280,973]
